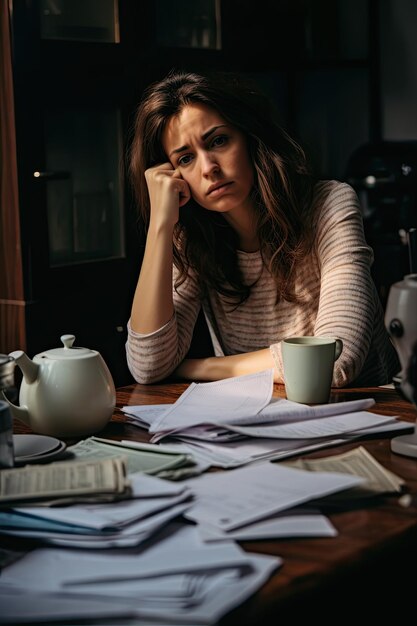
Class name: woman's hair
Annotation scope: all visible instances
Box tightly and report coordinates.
[129,69,315,304]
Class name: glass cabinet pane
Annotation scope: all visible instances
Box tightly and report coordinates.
[40,0,120,43]
[156,0,221,49]
[44,107,124,266]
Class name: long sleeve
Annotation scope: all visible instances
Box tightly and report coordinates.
[312,183,378,385]
[270,181,398,387]
[126,267,202,384]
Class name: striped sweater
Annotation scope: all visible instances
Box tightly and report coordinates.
[126,181,400,386]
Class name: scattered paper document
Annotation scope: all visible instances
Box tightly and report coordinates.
[0,523,282,625]
[0,503,190,549]
[129,369,387,448]
[121,372,407,475]
[198,508,337,542]
[1,473,194,548]
[184,461,364,531]
[149,369,274,436]
[153,418,412,469]
[68,436,197,478]
[254,397,376,423]
[284,445,406,497]
[223,411,395,439]
[15,486,192,531]
[122,403,170,427]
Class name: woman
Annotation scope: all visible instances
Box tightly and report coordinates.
[126,69,399,386]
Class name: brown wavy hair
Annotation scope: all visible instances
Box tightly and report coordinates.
[129,69,315,304]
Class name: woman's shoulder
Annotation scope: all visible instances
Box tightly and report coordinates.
[312,179,361,223]
[313,179,358,203]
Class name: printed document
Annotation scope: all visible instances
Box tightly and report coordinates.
[184,461,364,530]
[149,369,274,435]
[0,523,282,624]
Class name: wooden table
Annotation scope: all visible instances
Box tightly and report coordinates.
[12,382,417,623]
[113,382,417,623]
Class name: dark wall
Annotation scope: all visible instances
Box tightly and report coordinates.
[8,0,416,384]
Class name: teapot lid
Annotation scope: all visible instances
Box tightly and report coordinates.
[37,335,95,359]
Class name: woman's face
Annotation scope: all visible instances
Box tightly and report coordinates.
[162,103,255,217]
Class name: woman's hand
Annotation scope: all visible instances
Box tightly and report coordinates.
[145,162,191,230]
[131,162,190,335]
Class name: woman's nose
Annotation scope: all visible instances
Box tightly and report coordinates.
[201,152,220,177]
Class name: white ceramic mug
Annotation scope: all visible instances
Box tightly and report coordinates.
[282,336,343,404]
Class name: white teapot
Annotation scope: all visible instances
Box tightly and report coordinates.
[3,335,116,438]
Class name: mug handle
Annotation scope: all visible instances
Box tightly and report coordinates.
[334,339,343,361]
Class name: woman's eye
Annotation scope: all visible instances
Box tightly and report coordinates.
[211,135,227,148]
[178,154,193,166]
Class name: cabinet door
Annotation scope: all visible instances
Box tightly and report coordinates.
[41,106,124,269]
[9,0,138,385]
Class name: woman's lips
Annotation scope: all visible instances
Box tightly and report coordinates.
[207,182,233,197]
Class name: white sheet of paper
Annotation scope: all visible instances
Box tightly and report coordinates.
[124,396,376,431]
[122,404,169,426]
[1,524,251,589]
[198,508,337,541]
[78,553,281,625]
[223,411,395,439]
[4,503,190,549]
[128,471,190,497]
[0,548,281,625]
[16,489,192,531]
[148,436,336,469]
[158,419,412,469]
[253,397,376,424]
[184,461,364,530]
[158,425,242,442]
[120,439,195,455]
[148,369,274,435]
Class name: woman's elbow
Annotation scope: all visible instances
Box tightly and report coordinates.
[130,370,166,385]
[128,358,176,384]
[126,354,170,385]
[332,358,362,388]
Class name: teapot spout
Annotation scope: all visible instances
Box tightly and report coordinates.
[9,350,39,384]
[1,391,30,426]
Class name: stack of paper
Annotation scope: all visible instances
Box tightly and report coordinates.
[68,436,206,479]
[0,454,383,624]
[0,523,282,625]
[0,457,130,505]
[0,472,192,548]
[123,370,412,468]
[2,368,410,625]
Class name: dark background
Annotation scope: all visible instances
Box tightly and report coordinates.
[2,0,416,386]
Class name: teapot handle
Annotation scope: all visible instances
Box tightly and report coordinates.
[1,390,30,426]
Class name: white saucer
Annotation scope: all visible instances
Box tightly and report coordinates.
[13,434,67,465]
